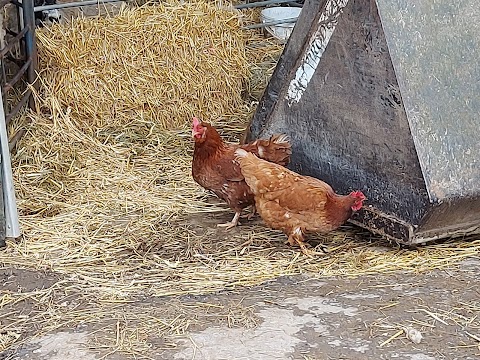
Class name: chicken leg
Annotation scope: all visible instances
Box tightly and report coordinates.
[286,228,328,256]
[217,211,241,230]
[240,205,256,220]
[247,204,256,220]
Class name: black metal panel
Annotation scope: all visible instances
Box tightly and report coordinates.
[248,0,430,225]
[244,0,328,143]
[246,0,480,243]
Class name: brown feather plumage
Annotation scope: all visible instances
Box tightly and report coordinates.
[192,118,291,229]
[235,149,366,254]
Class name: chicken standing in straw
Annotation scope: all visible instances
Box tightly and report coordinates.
[192,117,291,229]
[235,149,366,255]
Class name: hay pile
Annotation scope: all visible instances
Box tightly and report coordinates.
[36,0,250,129]
[0,0,479,357]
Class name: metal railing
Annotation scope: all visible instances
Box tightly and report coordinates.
[0,0,37,245]
[1,0,36,126]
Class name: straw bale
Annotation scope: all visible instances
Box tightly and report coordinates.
[36,0,250,129]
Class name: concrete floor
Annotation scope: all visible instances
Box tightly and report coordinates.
[5,257,480,360]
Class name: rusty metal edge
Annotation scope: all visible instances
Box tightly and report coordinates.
[411,222,480,245]
[349,206,414,244]
[350,207,480,246]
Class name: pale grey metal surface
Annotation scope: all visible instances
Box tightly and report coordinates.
[375,0,480,201]
[0,85,21,238]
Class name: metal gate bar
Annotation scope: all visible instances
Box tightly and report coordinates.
[34,0,125,12]
[0,0,36,125]
[0,0,35,244]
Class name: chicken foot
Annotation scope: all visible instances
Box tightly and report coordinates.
[286,228,328,256]
[217,211,241,230]
[240,205,256,220]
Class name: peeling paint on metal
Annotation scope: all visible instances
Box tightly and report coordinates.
[286,0,349,105]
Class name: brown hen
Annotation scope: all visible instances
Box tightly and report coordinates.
[192,117,291,229]
[235,149,366,255]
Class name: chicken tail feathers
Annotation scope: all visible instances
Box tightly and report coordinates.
[271,134,289,145]
[234,148,250,159]
[251,133,291,166]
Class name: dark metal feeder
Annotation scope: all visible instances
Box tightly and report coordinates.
[245,0,480,244]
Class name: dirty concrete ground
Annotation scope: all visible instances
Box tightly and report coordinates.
[2,1,477,359]
[1,257,479,360]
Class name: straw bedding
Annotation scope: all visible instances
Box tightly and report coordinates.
[0,0,479,357]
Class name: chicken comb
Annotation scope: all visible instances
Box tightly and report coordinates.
[350,191,366,200]
[192,117,200,128]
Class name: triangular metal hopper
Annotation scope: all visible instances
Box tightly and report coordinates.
[245,0,480,245]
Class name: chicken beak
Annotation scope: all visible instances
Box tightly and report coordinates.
[192,129,201,138]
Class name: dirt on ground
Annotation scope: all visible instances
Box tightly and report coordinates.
[1,253,479,360]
